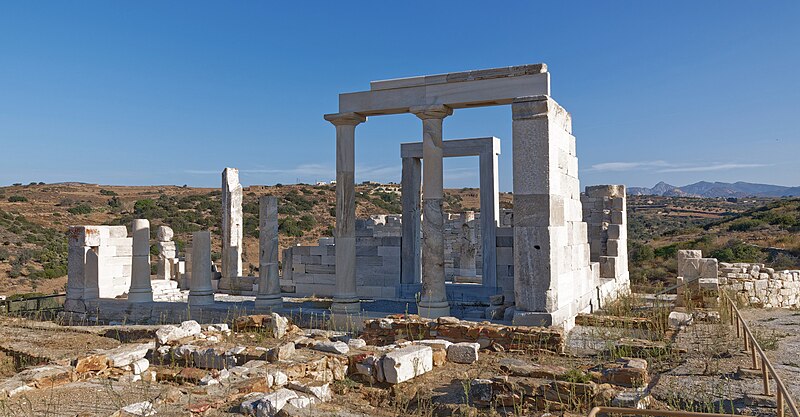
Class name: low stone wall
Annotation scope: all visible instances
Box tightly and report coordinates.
[719,262,800,308]
[361,315,565,354]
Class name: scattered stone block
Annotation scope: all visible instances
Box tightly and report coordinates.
[288,381,331,402]
[498,358,568,379]
[75,354,109,373]
[447,342,480,364]
[114,401,157,416]
[233,314,288,339]
[156,321,202,345]
[612,389,650,408]
[602,358,649,387]
[313,341,349,355]
[131,358,150,375]
[106,343,153,368]
[0,379,33,398]
[469,379,493,406]
[668,311,693,328]
[382,345,433,384]
[347,338,367,349]
[267,342,296,362]
[256,388,299,416]
[267,369,289,387]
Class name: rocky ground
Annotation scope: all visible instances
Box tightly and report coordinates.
[0,295,793,417]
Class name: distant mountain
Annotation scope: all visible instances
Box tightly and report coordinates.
[627,181,800,198]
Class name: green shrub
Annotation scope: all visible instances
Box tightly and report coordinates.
[7,196,27,203]
[99,189,117,196]
[67,204,92,215]
[710,239,765,263]
[654,244,679,259]
[134,199,157,214]
[728,219,763,232]
[629,242,655,263]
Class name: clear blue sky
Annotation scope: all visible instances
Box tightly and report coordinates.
[1,1,798,190]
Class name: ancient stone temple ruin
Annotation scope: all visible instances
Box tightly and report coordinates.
[63,64,631,330]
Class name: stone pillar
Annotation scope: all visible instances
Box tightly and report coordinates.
[128,219,153,303]
[411,105,452,318]
[255,196,282,308]
[400,156,422,285]
[156,226,176,280]
[479,141,501,289]
[511,95,593,328]
[324,112,366,314]
[189,231,214,306]
[65,227,89,312]
[457,211,477,278]
[220,167,243,290]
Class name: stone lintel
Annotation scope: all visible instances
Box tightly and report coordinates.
[370,63,547,91]
[401,137,500,159]
[339,73,550,116]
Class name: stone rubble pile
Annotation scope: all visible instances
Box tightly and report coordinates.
[361,314,565,353]
[1,310,676,415]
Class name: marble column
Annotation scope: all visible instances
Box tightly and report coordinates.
[411,105,452,318]
[255,196,282,308]
[128,219,153,303]
[324,112,366,314]
[400,156,421,285]
[479,143,500,289]
[220,167,243,290]
[189,231,214,306]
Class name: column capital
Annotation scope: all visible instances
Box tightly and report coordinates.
[410,105,453,120]
[324,112,367,126]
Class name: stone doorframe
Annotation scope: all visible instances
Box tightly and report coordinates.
[399,137,501,295]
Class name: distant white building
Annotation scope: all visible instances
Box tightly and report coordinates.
[315,181,328,186]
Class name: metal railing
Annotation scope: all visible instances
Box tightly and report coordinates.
[0,293,65,315]
[723,292,799,417]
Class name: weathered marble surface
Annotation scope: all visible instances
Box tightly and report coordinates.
[128,220,153,303]
[189,231,214,306]
[324,112,366,314]
[256,196,282,308]
[220,168,243,290]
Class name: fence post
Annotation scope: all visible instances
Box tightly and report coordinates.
[762,363,770,396]
[777,389,785,417]
[743,326,749,351]
[751,343,758,370]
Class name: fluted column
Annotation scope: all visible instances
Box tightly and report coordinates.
[324,112,366,314]
[128,219,153,302]
[189,231,214,306]
[255,196,282,308]
[411,105,452,318]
